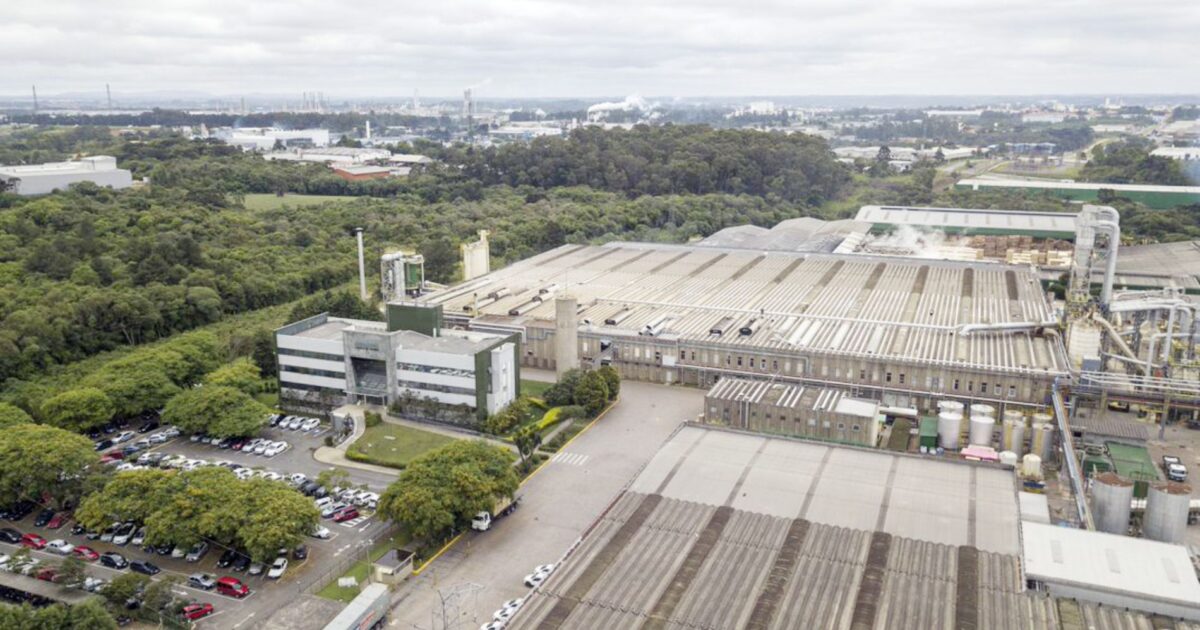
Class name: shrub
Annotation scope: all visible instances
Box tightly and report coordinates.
[364,411,383,428]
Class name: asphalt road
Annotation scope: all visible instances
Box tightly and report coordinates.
[386,380,704,630]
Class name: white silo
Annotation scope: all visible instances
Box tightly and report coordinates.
[970,403,996,419]
[1091,473,1134,535]
[939,400,965,415]
[1032,412,1053,425]
[1144,481,1191,543]
[999,451,1019,467]
[1030,423,1055,461]
[969,415,996,447]
[1002,418,1027,457]
[938,412,963,450]
[1003,408,1025,424]
[1022,454,1043,480]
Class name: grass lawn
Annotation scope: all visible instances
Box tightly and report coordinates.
[521,379,554,399]
[316,529,410,603]
[242,193,352,211]
[349,423,456,468]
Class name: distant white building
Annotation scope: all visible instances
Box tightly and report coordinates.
[214,127,331,151]
[263,147,391,164]
[0,156,133,196]
[490,124,563,142]
[1151,146,1200,161]
[1022,112,1069,124]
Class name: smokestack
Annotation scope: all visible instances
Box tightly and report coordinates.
[106,84,112,110]
[555,294,579,376]
[355,228,368,300]
[31,85,38,114]
[365,120,372,140]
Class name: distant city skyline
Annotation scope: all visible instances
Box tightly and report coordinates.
[4,0,1199,98]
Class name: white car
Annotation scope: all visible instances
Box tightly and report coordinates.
[309,525,331,539]
[241,439,261,453]
[287,417,304,430]
[301,418,320,432]
[253,441,269,455]
[493,599,523,622]
[289,473,308,486]
[480,623,506,630]
[261,472,284,482]
[314,497,334,510]
[267,557,288,579]
[235,468,255,481]
[264,442,287,457]
[0,553,10,570]
[113,431,136,444]
[524,571,548,588]
[171,545,187,559]
[148,432,169,444]
[82,576,107,593]
[248,561,265,576]
[321,502,348,518]
[46,539,75,555]
[161,427,181,439]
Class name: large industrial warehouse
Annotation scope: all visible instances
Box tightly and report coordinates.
[423,240,1069,412]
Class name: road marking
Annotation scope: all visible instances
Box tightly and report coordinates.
[551,452,590,466]
[332,544,351,557]
[339,515,371,528]
[232,612,256,628]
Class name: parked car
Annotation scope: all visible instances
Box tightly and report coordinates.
[171,545,187,559]
[181,602,214,621]
[113,431,136,444]
[147,433,169,445]
[321,502,348,519]
[35,567,60,583]
[130,560,160,576]
[100,552,128,570]
[332,507,360,523]
[45,512,69,530]
[94,439,114,451]
[301,418,320,432]
[188,573,216,590]
[216,576,249,598]
[73,546,100,562]
[82,576,107,593]
[161,427,181,439]
[0,528,23,544]
[131,527,146,546]
[137,420,159,434]
[112,523,136,546]
[268,414,282,427]
[247,561,264,576]
[45,539,74,555]
[267,557,288,579]
[293,545,308,560]
[232,554,251,572]
[309,525,331,539]
[20,533,47,550]
[493,599,523,623]
[185,542,209,563]
[218,548,239,568]
[33,509,55,528]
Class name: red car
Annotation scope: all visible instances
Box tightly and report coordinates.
[73,546,100,562]
[46,512,70,530]
[181,603,214,621]
[99,452,125,464]
[35,567,59,583]
[20,533,47,550]
[332,507,359,523]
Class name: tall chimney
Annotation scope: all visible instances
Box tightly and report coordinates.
[355,228,368,300]
[555,294,579,376]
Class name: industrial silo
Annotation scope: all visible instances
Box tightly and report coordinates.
[1022,454,1043,480]
[969,415,996,447]
[970,403,996,419]
[1144,481,1192,543]
[1032,411,1053,426]
[938,412,963,450]
[939,400,965,415]
[1030,423,1055,461]
[1091,473,1134,535]
[998,451,1019,468]
[1002,418,1027,457]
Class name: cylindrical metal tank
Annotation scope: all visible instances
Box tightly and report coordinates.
[999,451,1019,467]
[1022,454,1043,479]
[1144,481,1192,543]
[1002,419,1027,457]
[1003,408,1025,424]
[938,412,963,450]
[970,403,996,419]
[969,415,995,447]
[939,400,965,415]
[1032,412,1053,425]
[1030,423,1055,461]
[1091,473,1134,535]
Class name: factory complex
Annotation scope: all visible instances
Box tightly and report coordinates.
[0,155,133,195]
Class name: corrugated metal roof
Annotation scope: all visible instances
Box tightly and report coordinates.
[855,205,1078,234]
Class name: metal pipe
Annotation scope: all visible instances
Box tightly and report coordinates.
[1090,314,1149,375]
[1149,331,1196,371]
[1052,379,1093,530]
[1094,220,1119,306]
[958,321,1059,336]
[354,228,368,300]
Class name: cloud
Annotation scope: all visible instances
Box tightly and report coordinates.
[2,0,1198,98]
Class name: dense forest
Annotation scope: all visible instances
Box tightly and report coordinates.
[1079,138,1193,186]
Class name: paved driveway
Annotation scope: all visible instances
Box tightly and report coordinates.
[386,380,703,629]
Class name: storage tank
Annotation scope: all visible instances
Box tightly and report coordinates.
[1030,423,1055,461]
[1144,481,1192,543]
[998,451,1019,468]
[1022,454,1043,480]
[1002,419,1027,457]
[1002,408,1025,424]
[938,400,964,415]
[970,403,996,419]
[1091,473,1134,535]
[968,415,995,447]
[937,412,963,450]
[1032,412,1053,425]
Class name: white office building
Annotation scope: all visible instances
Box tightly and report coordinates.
[0,156,133,196]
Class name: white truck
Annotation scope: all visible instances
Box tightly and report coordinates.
[471,495,521,532]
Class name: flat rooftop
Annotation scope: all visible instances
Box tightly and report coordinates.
[291,317,387,340]
[284,315,503,354]
[424,242,1068,375]
[959,177,1200,195]
[1022,521,1200,610]
[508,425,1039,630]
[855,205,1078,236]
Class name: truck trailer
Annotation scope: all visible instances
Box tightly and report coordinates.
[323,582,390,630]
[471,494,521,532]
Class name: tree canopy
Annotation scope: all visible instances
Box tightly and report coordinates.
[203,357,264,395]
[161,385,270,437]
[0,401,33,427]
[377,440,518,539]
[0,423,98,506]
[40,387,115,431]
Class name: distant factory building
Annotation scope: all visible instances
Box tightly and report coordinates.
[703,377,882,446]
[331,165,405,181]
[0,156,132,196]
[264,147,391,164]
[214,127,331,151]
[957,177,1200,210]
[1151,147,1200,162]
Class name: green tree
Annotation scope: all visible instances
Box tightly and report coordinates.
[316,468,354,492]
[0,402,33,427]
[0,423,98,506]
[543,369,583,406]
[102,572,150,609]
[56,555,88,589]
[142,574,181,613]
[76,469,173,532]
[574,370,610,415]
[203,357,264,395]
[596,365,620,401]
[66,599,120,630]
[161,385,270,437]
[512,425,542,472]
[41,387,115,431]
[251,329,278,377]
[85,364,181,418]
[238,478,321,561]
[377,440,519,539]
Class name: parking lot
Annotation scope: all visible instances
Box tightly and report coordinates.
[1,415,400,628]
[387,379,704,629]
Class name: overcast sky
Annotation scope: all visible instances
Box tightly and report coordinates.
[5,0,1199,99]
